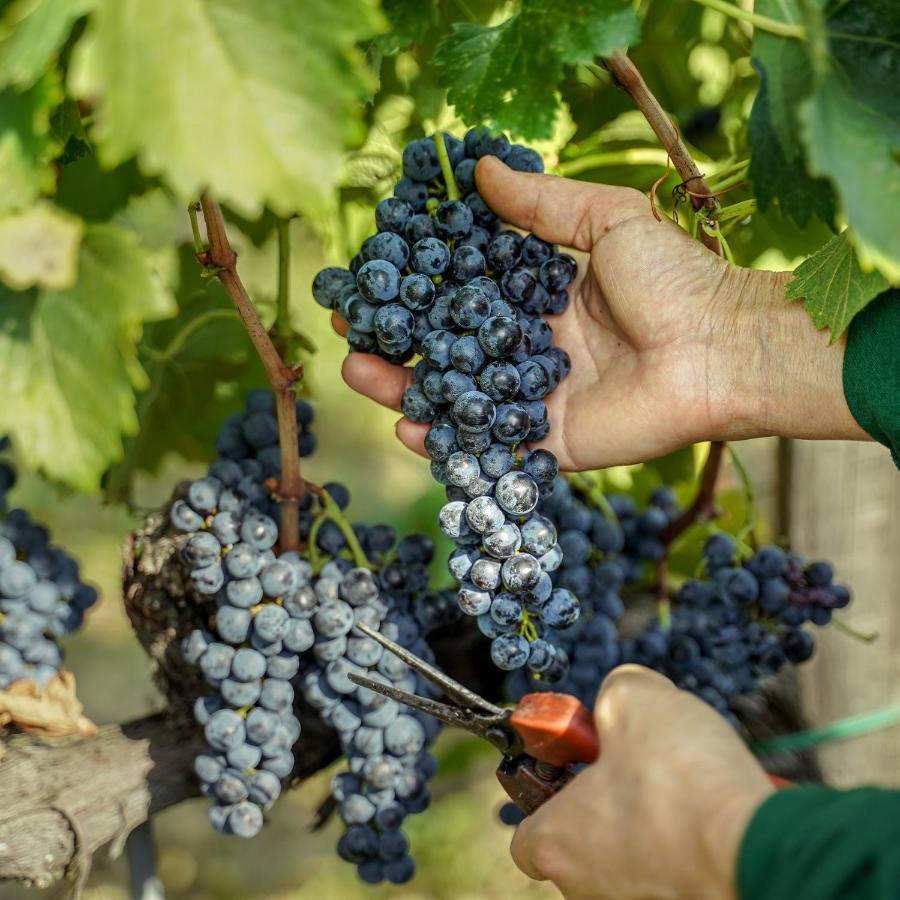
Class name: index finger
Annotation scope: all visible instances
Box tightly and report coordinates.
[475,156,650,251]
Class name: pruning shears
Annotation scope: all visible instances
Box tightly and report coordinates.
[349,621,600,814]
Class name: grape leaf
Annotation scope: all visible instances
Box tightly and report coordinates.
[377,0,438,54]
[785,230,890,340]
[750,0,900,278]
[0,0,92,88]
[748,63,836,227]
[751,0,821,161]
[0,74,61,214]
[434,0,640,139]
[0,225,176,490]
[0,202,83,289]
[800,0,900,282]
[104,246,264,496]
[69,0,382,219]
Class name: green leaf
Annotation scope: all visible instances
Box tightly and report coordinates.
[109,248,266,487]
[434,0,640,139]
[748,62,836,227]
[0,224,175,490]
[786,230,890,340]
[69,0,382,219]
[751,0,820,161]
[377,0,437,54]
[750,0,900,278]
[0,0,92,88]
[800,65,900,281]
[49,98,90,165]
[0,73,61,214]
[0,202,83,289]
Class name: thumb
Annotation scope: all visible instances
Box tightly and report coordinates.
[474,156,650,251]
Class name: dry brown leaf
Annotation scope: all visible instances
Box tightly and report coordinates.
[0,670,96,737]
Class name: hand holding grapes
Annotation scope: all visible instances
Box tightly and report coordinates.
[508,665,773,900]
[338,156,865,467]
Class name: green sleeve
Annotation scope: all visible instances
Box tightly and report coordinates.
[842,289,900,467]
[739,785,900,900]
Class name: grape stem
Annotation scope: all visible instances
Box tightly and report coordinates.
[195,193,305,551]
[603,52,722,255]
[433,132,460,201]
[304,481,371,569]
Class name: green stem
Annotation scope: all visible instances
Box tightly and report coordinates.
[707,165,750,194]
[714,199,758,224]
[556,147,672,177]
[519,610,538,642]
[727,442,757,544]
[188,203,204,254]
[318,490,370,569]
[687,0,807,38]
[433,132,459,201]
[832,617,879,643]
[657,598,672,630]
[715,228,735,264]
[708,158,750,185]
[275,217,291,353]
[566,472,619,523]
[308,516,325,572]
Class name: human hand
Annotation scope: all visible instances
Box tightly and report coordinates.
[336,156,865,468]
[508,665,774,900]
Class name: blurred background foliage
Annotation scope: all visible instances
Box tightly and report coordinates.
[0,0,896,896]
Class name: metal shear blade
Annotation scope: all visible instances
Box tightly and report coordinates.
[349,621,520,755]
[352,620,504,715]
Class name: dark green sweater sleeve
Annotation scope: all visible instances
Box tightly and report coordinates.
[843,290,900,467]
[739,786,900,900]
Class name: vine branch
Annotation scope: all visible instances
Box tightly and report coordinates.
[664,441,726,544]
[599,52,728,574]
[196,194,305,551]
[603,51,722,255]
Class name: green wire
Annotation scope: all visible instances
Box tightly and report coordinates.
[752,703,900,755]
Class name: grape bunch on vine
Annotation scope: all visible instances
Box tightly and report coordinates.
[0,0,895,896]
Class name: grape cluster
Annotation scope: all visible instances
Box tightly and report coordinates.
[172,394,445,882]
[313,129,581,676]
[0,450,98,689]
[507,476,850,729]
[304,547,441,886]
[504,477,671,703]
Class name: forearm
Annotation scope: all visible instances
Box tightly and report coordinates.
[740,786,900,900]
[724,268,870,443]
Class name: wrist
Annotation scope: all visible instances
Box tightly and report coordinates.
[698,777,774,900]
[722,268,868,443]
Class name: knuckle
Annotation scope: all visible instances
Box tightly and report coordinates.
[596,664,672,715]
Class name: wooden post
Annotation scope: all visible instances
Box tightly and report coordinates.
[788,440,900,785]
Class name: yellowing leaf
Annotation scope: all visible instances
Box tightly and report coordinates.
[0,202,83,289]
[786,230,890,340]
[0,224,176,490]
[70,0,382,218]
[0,670,96,736]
